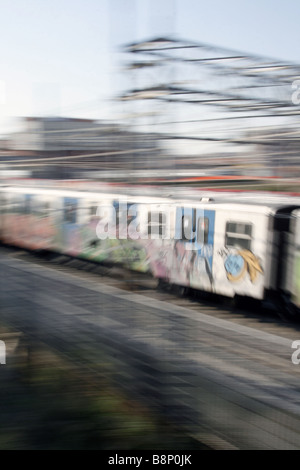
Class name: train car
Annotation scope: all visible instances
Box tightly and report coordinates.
[163,198,269,300]
[1,184,300,318]
[0,185,174,273]
[149,195,300,318]
[283,208,300,312]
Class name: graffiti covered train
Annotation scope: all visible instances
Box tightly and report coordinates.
[1,184,300,317]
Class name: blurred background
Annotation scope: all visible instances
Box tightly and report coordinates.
[0,0,300,188]
[1,0,300,451]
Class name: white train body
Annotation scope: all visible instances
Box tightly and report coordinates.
[1,184,300,315]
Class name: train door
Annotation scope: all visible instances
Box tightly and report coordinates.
[1,191,14,244]
[0,191,7,241]
[80,197,113,262]
[80,199,103,258]
[112,199,148,270]
[173,207,215,290]
[0,191,4,239]
[9,192,28,246]
[30,195,55,250]
[191,208,215,289]
[62,197,80,256]
[288,209,300,308]
[213,209,266,299]
[17,193,32,248]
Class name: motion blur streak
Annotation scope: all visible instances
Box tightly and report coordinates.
[1,28,300,451]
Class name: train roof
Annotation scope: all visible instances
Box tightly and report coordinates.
[1,184,300,213]
[0,185,172,205]
[173,190,300,210]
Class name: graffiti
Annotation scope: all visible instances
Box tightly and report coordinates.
[164,240,214,288]
[221,248,263,283]
[224,253,246,281]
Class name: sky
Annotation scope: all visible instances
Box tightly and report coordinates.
[1,0,300,134]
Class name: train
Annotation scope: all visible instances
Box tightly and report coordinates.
[1,183,300,319]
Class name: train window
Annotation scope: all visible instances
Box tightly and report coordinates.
[116,209,134,227]
[225,222,252,250]
[64,202,77,224]
[22,198,31,215]
[122,204,137,227]
[126,213,136,226]
[5,194,17,213]
[115,208,120,227]
[0,195,7,213]
[181,215,192,241]
[197,217,209,244]
[115,207,128,227]
[89,205,101,221]
[0,194,8,214]
[148,211,166,237]
[12,195,22,214]
[33,200,50,218]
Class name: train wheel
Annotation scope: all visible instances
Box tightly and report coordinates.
[276,294,299,322]
[172,284,189,297]
[157,278,168,291]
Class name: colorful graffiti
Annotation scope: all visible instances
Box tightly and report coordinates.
[221,248,263,283]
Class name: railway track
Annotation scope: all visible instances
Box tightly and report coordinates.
[5,245,300,341]
[2,244,300,449]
